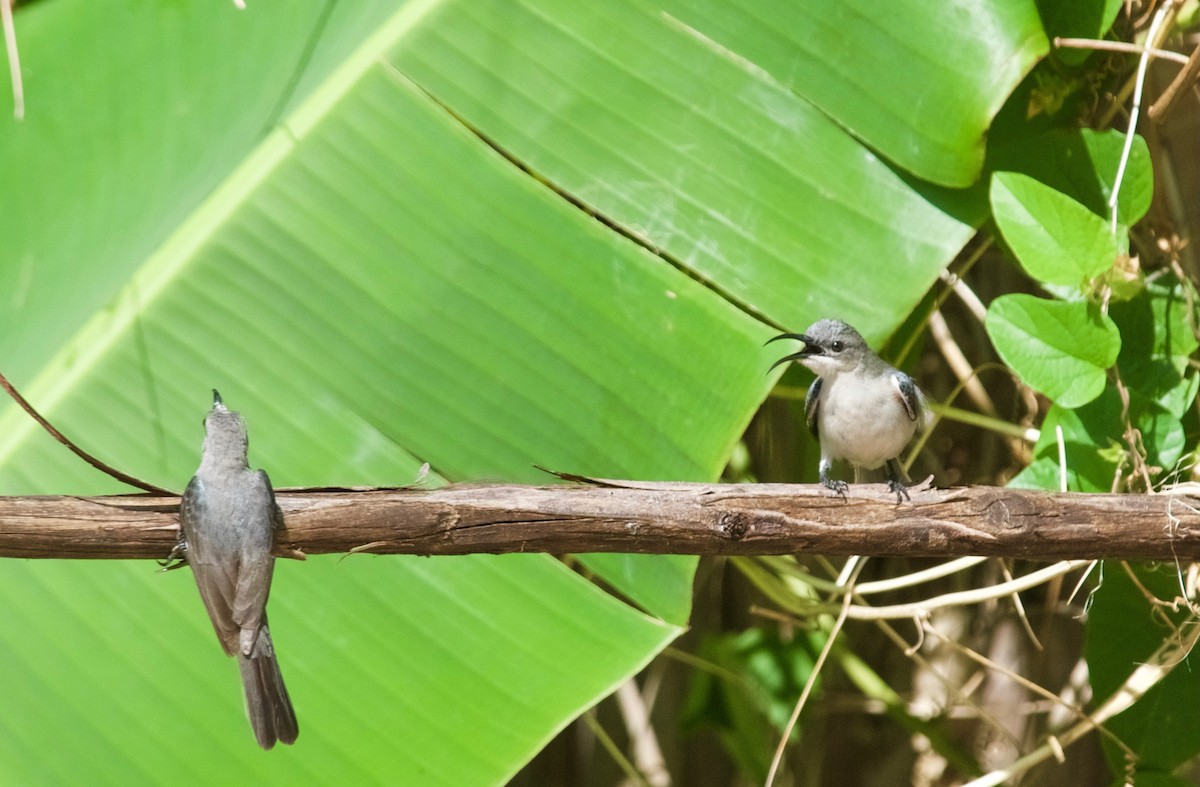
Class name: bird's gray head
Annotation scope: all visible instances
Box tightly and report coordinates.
[200,389,249,468]
[768,319,871,378]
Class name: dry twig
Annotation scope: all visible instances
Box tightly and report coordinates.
[2,483,1199,561]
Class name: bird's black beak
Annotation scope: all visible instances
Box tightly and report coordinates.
[212,389,224,407]
[766,333,821,373]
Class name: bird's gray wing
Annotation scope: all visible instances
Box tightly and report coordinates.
[891,372,925,424]
[804,376,822,440]
[231,469,278,653]
[180,475,240,655]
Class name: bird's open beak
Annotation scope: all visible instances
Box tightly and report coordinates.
[766,332,820,372]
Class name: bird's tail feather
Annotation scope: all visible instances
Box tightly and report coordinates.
[238,624,298,749]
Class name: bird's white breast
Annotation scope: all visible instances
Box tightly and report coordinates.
[817,372,916,469]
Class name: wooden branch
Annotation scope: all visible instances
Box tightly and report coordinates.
[2,482,1199,561]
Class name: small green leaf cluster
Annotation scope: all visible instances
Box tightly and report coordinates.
[985,130,1198,491]
[985,127,1200,783]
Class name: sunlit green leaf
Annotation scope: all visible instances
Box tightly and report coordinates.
[1111,280,1200,417]
[656,0,1047,186]
[991,172,1120,286]
[392,0,976,334]
[985,294,1120,407]
[987,129,1153,228]
[1010,386,1185,492]
[0,0,1056,781]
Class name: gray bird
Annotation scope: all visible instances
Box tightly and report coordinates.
[769,319,927,502]
[178,390,298,749]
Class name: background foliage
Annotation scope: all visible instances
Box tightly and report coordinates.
[1,0,1197,784]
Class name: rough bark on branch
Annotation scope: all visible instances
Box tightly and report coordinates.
[1,481,1198,561]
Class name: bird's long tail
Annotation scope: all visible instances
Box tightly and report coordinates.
[238,622,299,749]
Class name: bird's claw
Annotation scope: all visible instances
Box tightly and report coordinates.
[822,478,850,500]
[887,479,911,504]
[158,539,189,571]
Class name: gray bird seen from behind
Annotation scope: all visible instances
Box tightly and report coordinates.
[769,319,928,502]
[178,390,298,749]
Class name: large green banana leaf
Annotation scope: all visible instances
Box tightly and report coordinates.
[0,0,1034,782]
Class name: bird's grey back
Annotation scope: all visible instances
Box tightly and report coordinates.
[180,407,278,656]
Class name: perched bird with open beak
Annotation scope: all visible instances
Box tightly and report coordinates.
[177,390,298,748]
[769,319,927,502]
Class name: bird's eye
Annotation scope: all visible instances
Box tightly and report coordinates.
[831,340,844,352]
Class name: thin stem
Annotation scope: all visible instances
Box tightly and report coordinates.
[840,561,1093,621]
[765,558,865,786]
[1109,1,1176,233]
[929,309,996,415]
[929,401,1037,441]
[0,371,176,495]
[1053,36,1190,64]
[581,710,648,787]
